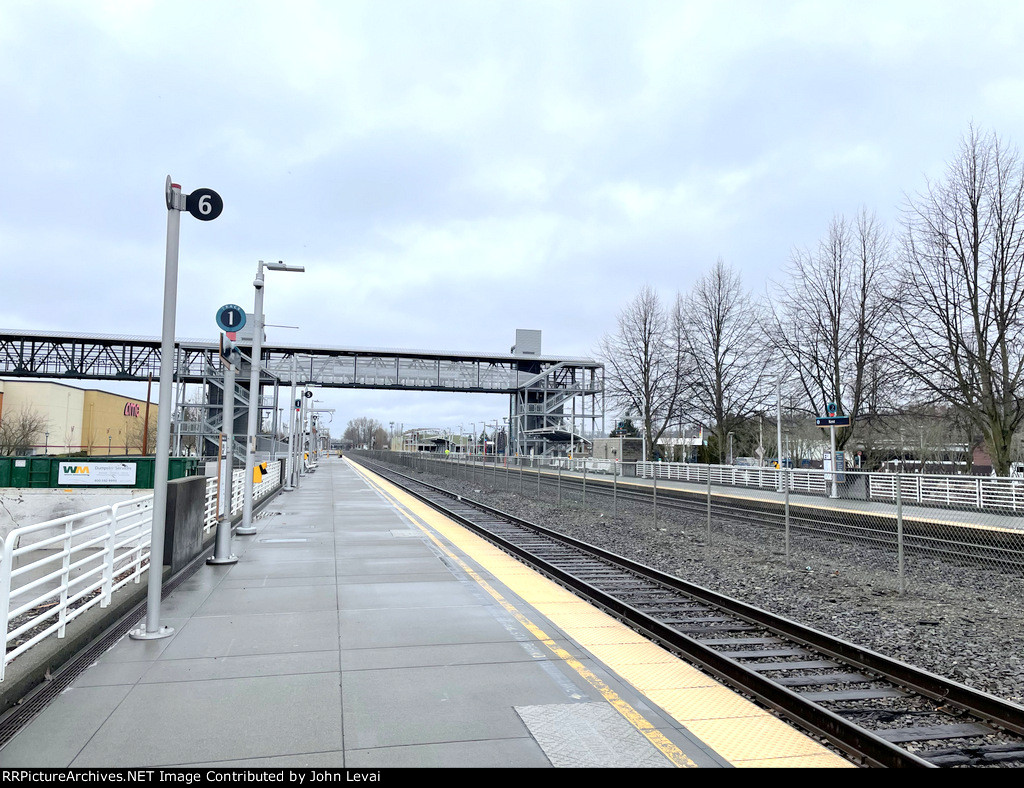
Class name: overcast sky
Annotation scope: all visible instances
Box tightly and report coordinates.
[3,1,1024,438]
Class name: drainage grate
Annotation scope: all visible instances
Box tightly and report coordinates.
[0,539,218,750]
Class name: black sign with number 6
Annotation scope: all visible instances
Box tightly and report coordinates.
[187,188,224,221]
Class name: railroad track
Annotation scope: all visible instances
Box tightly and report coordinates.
[430,457,1024,571]
[354,455,1024,768]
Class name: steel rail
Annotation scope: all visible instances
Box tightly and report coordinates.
[353,455,1024,768]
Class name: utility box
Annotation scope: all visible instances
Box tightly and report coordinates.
[593,438,643,462]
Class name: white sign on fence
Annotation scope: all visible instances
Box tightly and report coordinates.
[57,462,137,486]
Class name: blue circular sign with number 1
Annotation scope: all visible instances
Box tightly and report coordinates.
[216,304,246,333]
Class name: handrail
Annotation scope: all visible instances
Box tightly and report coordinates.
[1,461,281,680]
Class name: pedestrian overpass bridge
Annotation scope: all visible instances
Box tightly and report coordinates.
[0,328,604,458]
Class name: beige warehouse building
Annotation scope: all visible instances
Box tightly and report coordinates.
[0,379,157,456]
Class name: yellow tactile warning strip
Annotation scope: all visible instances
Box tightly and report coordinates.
[347,460,854,769]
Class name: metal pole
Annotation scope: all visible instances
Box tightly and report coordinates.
[571,397,575,458]
[830,424,838,499]
[897,472,904,594]
[557,465,561,506]
[777,378,784,492]
[239,263,266,536]
[653,471,657,526]
[706,467,712,548]
[284,355,297,491]
[613,465,617,521]
[270,380,279,460]
[209,345,238,564]
[298,389,307,480]
[130,180,181,641]
[784,467,791,567]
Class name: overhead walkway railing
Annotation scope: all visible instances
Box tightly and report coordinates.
[0,461,281,681]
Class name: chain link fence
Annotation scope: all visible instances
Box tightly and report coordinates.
[353,451,1024,595]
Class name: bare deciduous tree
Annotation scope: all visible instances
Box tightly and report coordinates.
[889,127,1024,475]
[124,410,159,455]
[0,405,50,456]
[767,209,895,457]
[598,286,685,460]
[677,259,772,463]
[344,417,388,449]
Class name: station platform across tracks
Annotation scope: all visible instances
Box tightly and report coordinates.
[0,458,852,769]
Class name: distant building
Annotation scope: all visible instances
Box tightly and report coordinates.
[0,379,157,456]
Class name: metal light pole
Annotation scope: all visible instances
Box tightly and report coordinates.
[284,355,298,491]
[208,341,239,565]
[131,176,222,642]
[239,260,304,535]
[298,389,308,480]
[130,179,182,642]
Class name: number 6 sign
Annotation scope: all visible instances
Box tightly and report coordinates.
[187,188,224,221]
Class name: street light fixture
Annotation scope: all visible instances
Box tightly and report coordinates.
[239,260,305,536]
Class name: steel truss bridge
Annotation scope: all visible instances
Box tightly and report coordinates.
[0,330,604,457]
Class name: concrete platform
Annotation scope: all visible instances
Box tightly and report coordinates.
[0,458,853,769]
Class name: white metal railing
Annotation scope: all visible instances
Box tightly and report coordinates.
[637,461,830,495]
[1,461,281,680]
[0,497,153,681]
[634,460,1022,512]
[867,472,1024,512]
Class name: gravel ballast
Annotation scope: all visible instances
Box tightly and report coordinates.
[391,461,1024,708]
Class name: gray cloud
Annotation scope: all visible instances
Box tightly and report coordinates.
[3,0,1024,432]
